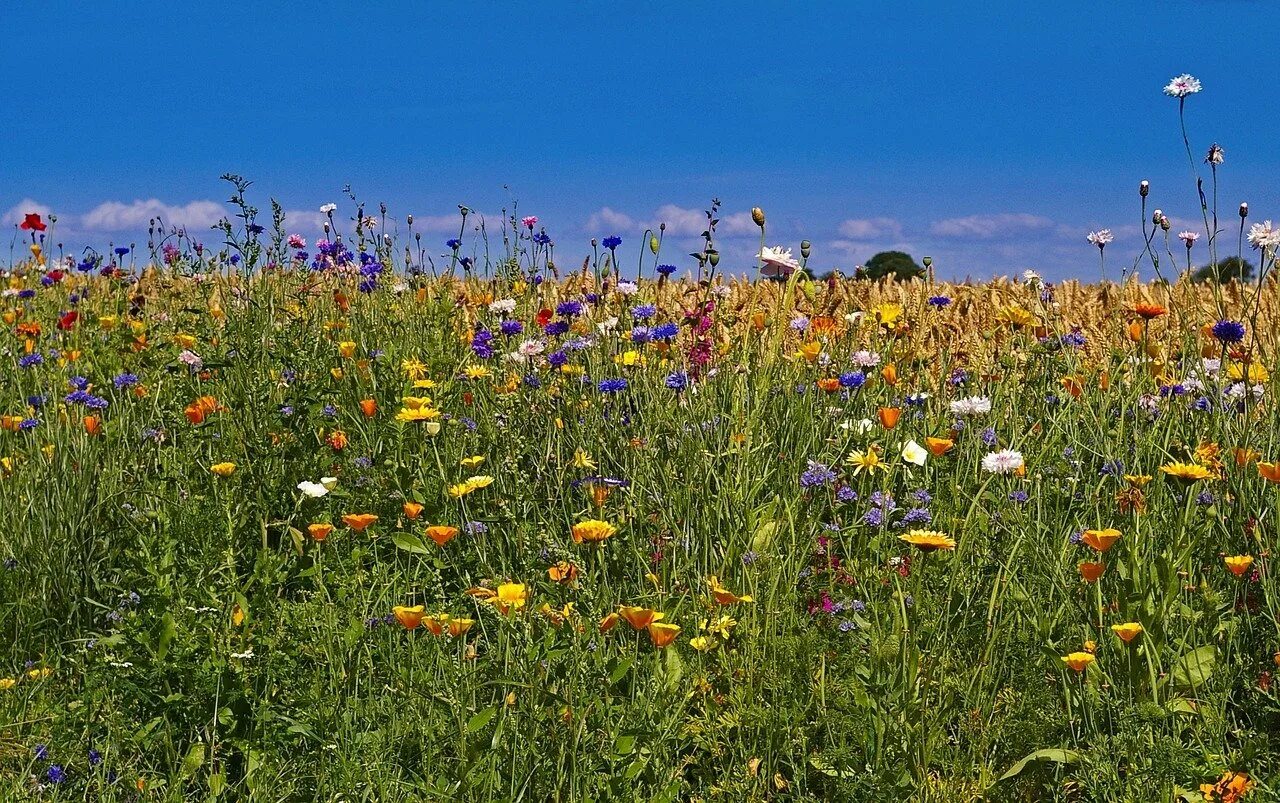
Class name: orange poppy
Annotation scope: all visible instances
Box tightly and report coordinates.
[1079,561,1106,583]
[342,513,378,532]
[308,523,334,542]
[426,525,459,547]
[359,399,378,418]
[548,561,579,584]
[880,363,898,386]
[392,605,425,630]
[1081,528,1121,553]
[924,437,954,456]
[648,622,681,648]
[618,606,663,630]
[816,377,841,393]
[1257,462,1280,484]
[878,407,901,429]
[402,501,424,520]
[1131,303,1167,320]
[83,415,102,436]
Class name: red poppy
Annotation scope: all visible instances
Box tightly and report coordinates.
[57,311,79,330]
[46,270,65,284]
[20,213,46,232]
[536,308,553,327]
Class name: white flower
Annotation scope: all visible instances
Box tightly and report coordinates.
[843,311,864,324]
[1086,229,1114,248]
[851,350,881,368]
[840,418,876,433]
[1247,220,1280,251]
[901,440,927,466]
[1201,358,1221,376]
[361,216,378,229]
[391,282,409,294]
[596,316,619,333]
[297,480,330,498]
[1178,230,1200,247]
[178,350,203,370]
[981,449,1024,474]
[320,476,338,490]
[758,245,799,277]
[488,298,517,315]
[615,281,638,296]
[230,649,255,660]
[320,203,337,214]
[712,284,732,298]
[949,396,992,416]
[517,339,545,358]
[1163,73,1202,98]
[1021,269,1041,284]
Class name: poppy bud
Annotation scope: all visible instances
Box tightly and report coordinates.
[591,238,597,248]
[708,250,720,267]
[751,207,765,228]
[922,256,932,268]
[649,235,660,255]
[1152,210,1163,225]
[801,240,811,259]
[1140,180,1149,197]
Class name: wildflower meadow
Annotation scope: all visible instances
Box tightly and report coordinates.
[4,75,1280,801]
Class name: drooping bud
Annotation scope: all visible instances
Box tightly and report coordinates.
[800,240,811,259]
[649,235,660,255]
[751,207,765,228]
[1140,180,1149,197]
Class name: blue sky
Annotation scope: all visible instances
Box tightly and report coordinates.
[3,0,1277,280]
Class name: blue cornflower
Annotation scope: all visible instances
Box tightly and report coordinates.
[631,304,656,319]
[114,246,130,256]
[471,329,495,359]
[499,319,524,337]
[630,326,652,344]
[34,745,49,761]
[47,765,65,784]
[446,238,462,250]
[543,321,570,337]
[27,395,45,409]
[1195,491,1215,506]
[835,485,857,503]
[665,371,689,390]
[522,374,541,388]
[656,264,677,276]
[18,418,38,430]
[547,350,568,368]
[653,322,679,340]
[862,507,885,527]
[357,278,377,294]
[901,508,932,526]
[88,749,102,766]
[838,371,866,389]
[555,301,583,318]
[1008,490,1030,504]
[18,353,43,368]
[980,427,997,446]
[113,373,139,389]
[597,378,628,394]
[601,235,622,250]
[928,295,952,308]
[800,460,837,488]
[322,404,338,418]
[1211,319,1246,344]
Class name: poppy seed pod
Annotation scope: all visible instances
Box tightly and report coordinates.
[708,250,720,267]
[1140,180,1149,197]
[922,256,933,268]
[801,240,811,259]
[751,207,765,228]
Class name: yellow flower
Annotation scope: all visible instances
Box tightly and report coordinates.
[464,365,491,379]
[460,455,486,469]
[337,341,357,358]
[401,358,428,379]
[1111,622,1143,643]
[648,621,681,648]
[873,303,903,325]
[615,350,644,367]
[845,447,886,475]
[690,636,717,652]
[1081,528,1122,553]
[703,615,737,640]
[210,462,237,477]
[393,605,426,630]
[0,677,17,690]
[796,341,822,364]
[997,304,1037,328]
[707,576,754,605]
[1123,474,1152,488]
[493,582,528,614]
[1061,652,1095,672]
[1227,362,1269,383]
[1160,462,1215,483]
[1224,555,1254,577]
[464,475,494,491]
[447,482,474,498]
[898,530,956,552]
[173,333,197,350]
[572,448,597,470]
[572,519,618,544]
[396,406,441,423]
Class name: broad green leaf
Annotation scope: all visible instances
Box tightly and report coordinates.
[1169,645,1216,689]
[467,705,498,734]
[999,748,1081,782]
[392,532,430,554]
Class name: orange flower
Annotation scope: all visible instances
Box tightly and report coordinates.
[880,363,898,386]
[1224,555,1254,577]
[422,613,448,636]
[816,377,841,393]
[1257,462,1280,484]
[1111,622,1144,643]
[1079,561,1106,583]
[571,519,617,544]
[548,561,579,584]
[342,513,378,532]
[425,525,459,547]
[83,415,102,436]
[1059,375,1083,398]
[599,612,621,633]
[1081,528,1122,553]
[915,438,951,459]
[1061,652,1095,672]
[648,622,681,648]
[877,407,902,429]
[308,523,334,542]
[1235,448,1261,467]
[327,430,348,451]
[184,403,206,424]
[402,501,424,520]
[392,605,426,630]
[618,606,664,630]
[359,399,378,418]
[448,618,475,637]
[1131,303,1167,320]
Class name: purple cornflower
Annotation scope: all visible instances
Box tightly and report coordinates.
[665,371,689,390]
[928,295,952,308]
[597,378,628,394]
[1211,319,1246,344]
[839,371,866,389]
[980,427,997,446]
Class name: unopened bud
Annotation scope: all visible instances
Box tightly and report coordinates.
[751,207,765,228]
[1140,180,1149,197]
[407,214,414,225]
[591,238,597,248]
[708,250,720,267]
[1240,203,1249,218]
[1159,215,1170,231]
[800,240,811,259]
[1152,209,1162,224]
[649,235,660,255]
[922,256,933,268]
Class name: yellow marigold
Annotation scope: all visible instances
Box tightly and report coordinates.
[571,519,617,544]
[210,462,237,477]
[1160,462,1215,483]
[898,530,956,552]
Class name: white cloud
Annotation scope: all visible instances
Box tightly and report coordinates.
[837,217,903,240]
[929,212,1054,239]
[80,199,225,232]
[4,199,54,227]
[587,204,756,238]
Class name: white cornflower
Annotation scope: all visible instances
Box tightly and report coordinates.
[949,396,992,416]
[615,280,638,296]
[981,449,1024,475]
[1247,220,1279,251]
[1086,229,1114,248]
[596,316,619,333]
[320,203,337,214]
[851,350,881,368]
[1163,74,1202,98]
[517,339,545,358]
[488,298,517,315]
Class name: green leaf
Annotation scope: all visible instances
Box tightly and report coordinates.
[392,532,430,554]
[155,613,176,661]
[1169,645,1216,689]
[181,742,206,777]
[998,748,1081,782]
[609,657,634,685]
[751,521,779,553]
[467,705,498,734]
[809,756,858,779]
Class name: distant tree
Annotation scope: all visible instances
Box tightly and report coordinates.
[857,251,924,281]
[818,269,843,282]
[1192,256,1255,283]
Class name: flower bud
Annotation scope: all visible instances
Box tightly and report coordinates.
[1152,209,1162,224]
[751,207,765,228]
[708,250,720,267]
[1240,203,1249,218]
[800,240,811,259]
[649,235,660,255]
[1159,215,1170,232]
[407,214,414,225]
[923,256,933,268]
[1140,180,1149,197]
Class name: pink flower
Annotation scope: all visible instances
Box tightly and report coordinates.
[287,234,307,249]
[522,216,538,230]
